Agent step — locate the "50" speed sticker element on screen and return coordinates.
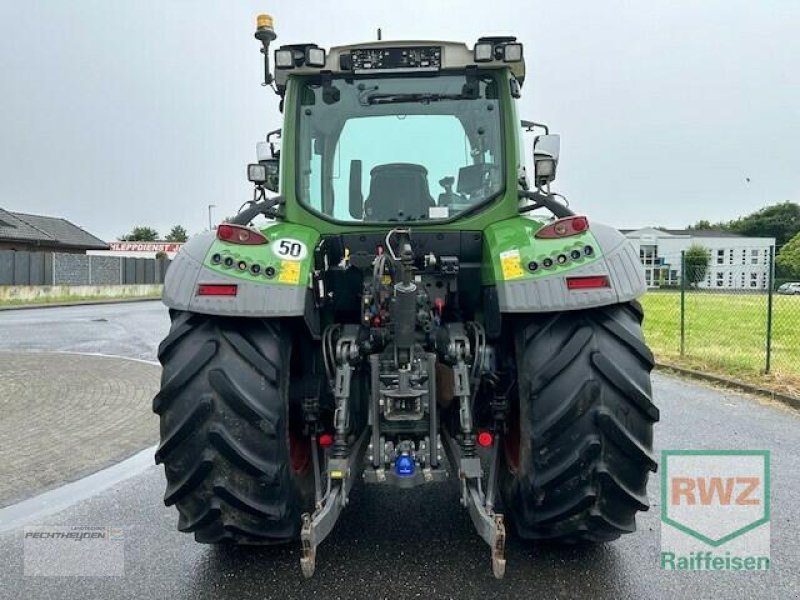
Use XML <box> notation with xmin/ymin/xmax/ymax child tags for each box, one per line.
<box><xmin>272</xmin><ymin>238</ymin><xmax>307</xmax><ymax>261</ymax></box>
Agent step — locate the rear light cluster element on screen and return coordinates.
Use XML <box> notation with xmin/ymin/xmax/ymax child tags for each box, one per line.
<box><xmin>217</xmin><ymin>224</ymin><xmax>268</xmax><ymax>245</ymax></box>
<box><xmin>534</xmin><ymin>216</ymin><xmax>589</xmax><ymax>239</ymax></box>
<box><xmin>527</xmin><ymin>244</ymin><xmax>594</xmax><ymax>273</ymax></box>
<box><xmin>210</xmin><ymin>253</ymin><xmax>277</xmax><ymax>279</ymax></box>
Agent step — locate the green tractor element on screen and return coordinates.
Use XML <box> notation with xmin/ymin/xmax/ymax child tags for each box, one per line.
<box><xmin>153</xmin><ymin>14</ymin><xmax>659</xmax><ymax>579</ymax></box>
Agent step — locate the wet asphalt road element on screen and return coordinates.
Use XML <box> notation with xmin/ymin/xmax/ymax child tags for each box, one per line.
<box><xmin>0</xmin><ymin>302</ymin><xmax>798</xmax><ymax>599</ymax></box>
<box><xmin>0</xmin><ymin>301</ymin><xmax>168</xmax><ymax>361</ymax></box>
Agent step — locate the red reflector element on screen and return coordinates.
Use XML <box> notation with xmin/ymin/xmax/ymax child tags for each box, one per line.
<box><xmin>534</xmin><ymin>216</ymin><xmax>590</xmax><ymax>239</ymax></box>
<box><xmin>217</xmin><ymin>223</ymin><xmax>268</xmax><ymax>245</ymax></box>
<box><xmin>318</xmin><ymin>433</ymin><xmax>334</xmax><ymax>448</ymax></box>
<box><xmin>477</xmin><ymin>431</ymin><xmax>494</xmax><ymax>447</ymax></box>
<box><xmin>566</xmin><ymin>276</ymin><xmax>610</xmax><ymax>290</ymax></box>
<box><xmin>197</xmin><ymin>284</ymin><xmax>238</xmax><ymax>296</ymax></box>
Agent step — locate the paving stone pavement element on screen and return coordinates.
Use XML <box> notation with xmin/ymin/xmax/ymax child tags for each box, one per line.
<box><xmin>0</xmin><ymin>351</ymin><xmax>160</xmax><ymax>507</ymax></box>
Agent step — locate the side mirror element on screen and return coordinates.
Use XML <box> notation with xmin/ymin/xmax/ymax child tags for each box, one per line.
<box><xmin>533</xmin><ymin>134</ymin><xmax>560</xmax><ymax>187</ymax></box>
<box><xmin>349</xmin><ymin>160</ymin><xmax>363</xmax><ymax>219</ymax></box>
<box><xmin>254</xmin><ymin>141</ymin><xmax>280</xmax><ymax>192</ymax></box>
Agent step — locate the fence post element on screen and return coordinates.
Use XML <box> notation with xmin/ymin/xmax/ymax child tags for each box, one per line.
<box><xmin>765</xmin><ymin>245</ymin><xmax>774</xmax><ymax>374</ymax></box>
<box><xmin>680</xmin><ymin>250</ymin><xmax>686</xmax><ymax>357</ymax></box>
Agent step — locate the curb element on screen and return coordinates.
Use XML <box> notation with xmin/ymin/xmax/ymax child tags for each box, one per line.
<box><xmin>0</xmin><ymin>296</ymin><xmax>161</xmax><ymax>311</ymax></box>
<box><xmin>655</xmin><ymin>362</ymin><xmax>800</xmax><ymax>411</ymax></box>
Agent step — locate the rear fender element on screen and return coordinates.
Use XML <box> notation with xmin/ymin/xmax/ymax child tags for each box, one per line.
<box><xmin>162</xmin><ymin>223</ymin><xmax>319</xmax><ymax>317</ymax></box>
<box><xmin>482</xmin><ymin>216</ymin><xmax>645</xmax><ymax>312</ymax></box>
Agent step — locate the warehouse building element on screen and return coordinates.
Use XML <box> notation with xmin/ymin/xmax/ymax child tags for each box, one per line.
<box><xmin>622</xmin><ymin>227</ymin><xmax>775</xmax><ymax>290</ymax></box>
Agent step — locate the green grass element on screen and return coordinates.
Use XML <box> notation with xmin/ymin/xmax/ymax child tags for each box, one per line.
<box><xmin>640</xmin><ymin>290</ymin><xmax>800</xmax><ymax>394</ymax></box>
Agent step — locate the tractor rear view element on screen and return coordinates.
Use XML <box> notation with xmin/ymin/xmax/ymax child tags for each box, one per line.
<box><xmin>153</xmin><ymin>14</ymin><xmax>658</xmax><ymax>579</ymax></box>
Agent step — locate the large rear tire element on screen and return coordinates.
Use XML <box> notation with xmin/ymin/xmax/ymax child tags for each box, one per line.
<box><xmin>153</xmin><ymin>310</ymin><xmax>313</xmax><ymax>544</ymax></box>
<box><xmin>501</xmin><ymin>302</ymin><xmax>659</xmax><ymax>542</ymax></box>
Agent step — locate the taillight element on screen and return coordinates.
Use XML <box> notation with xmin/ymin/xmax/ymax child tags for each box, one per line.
<box><xmin>566</xmin><ymin>275</ymin><xmax>610</xmax><ymax>290</ymax></box>
<box><xmin>217</xmin><ymin>223</ymin><xmax>268</xmax><ymax>245</ymax></box>
<box><xmin>534</xmin><ymin>216</ymin><xmax>589</xmax><ymax>239</ymax></box>
<box><xmin>197</xmin><ymin>284</ymin><xmax>238</xmax><ymax>296</ymax></box>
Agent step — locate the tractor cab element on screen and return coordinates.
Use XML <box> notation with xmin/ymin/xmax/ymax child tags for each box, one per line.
<box><xmin>248</xmin><ymin>20</ymin><xmax>543</xmax><ymax>230</ymax></box>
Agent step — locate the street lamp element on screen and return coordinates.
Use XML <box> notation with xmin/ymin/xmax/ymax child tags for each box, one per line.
<box><xmin>208</xmin><ymin>204</ymin><xmax>216</xmax><ymax>230</ymax></box>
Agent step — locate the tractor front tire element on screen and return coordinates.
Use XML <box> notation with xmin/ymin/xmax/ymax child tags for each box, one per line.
<box><xmin>501</xmin><ymin>302</ymin><xmax>659</xmax><ymax>542</ymax></box>
<box><xmin>153</xmin><ymin>311</ymin><xmax>312</xmax><ymax>544</ymax></box>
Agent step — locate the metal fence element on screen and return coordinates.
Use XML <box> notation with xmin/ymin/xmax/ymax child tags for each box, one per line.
<box><xmin>639</xmin><ymin>246</ymin><xmax>800</xmax><ymax>388</ymax></box>
<box><xmin>0</xmin><ymin>251</ymin><xmax>170</xmax><ymax>286</ymax></box>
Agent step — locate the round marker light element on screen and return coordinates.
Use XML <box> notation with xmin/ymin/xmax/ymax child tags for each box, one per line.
<box><xmin>395</xmin><ymin>454</ymin><xmax>415</xmax><ymax>477</ymax></box>
<box><xmin>477</xmin><ymin>431</ymin><xmax>494</xmax><ymax>447</ymax></box>
<box><xmin>318</xmin><ymin>433</ymin><xmax>333</xmax><ymax>448</ymax></box>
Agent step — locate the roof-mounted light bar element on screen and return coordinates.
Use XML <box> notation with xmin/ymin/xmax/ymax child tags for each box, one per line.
<box><xmin>473</xmin><ymin>36</ymin><xmax>523</xmax><ymax>63</ymax></box>
<box><xmin>275</xmin><ymin>44</ymin><xmax>326</xmax><ymax>70</ymax></box>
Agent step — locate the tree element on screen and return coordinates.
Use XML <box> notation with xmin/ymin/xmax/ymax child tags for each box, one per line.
<box><xmin>686</xmin><ymin>202</ymin><xmax>799</xmax><ymax>247</ymax></box>
<box><xmin>684</xmin><ymin>244</ymin><xmax>710</xmax><ymax>288</ymax></box>
<box><xmin>165</xmin><ymin>225</ymin><xmax>188</xmax><ymax>242</ymax></box>
<box><xmin>119</xmin><ymin>226</ymin><xmax>159</xmax><ymax>241</ymax></box>
<box><xmin>726</xmin><ymin>202</ymin><xmax>800</xmax><ymax>247</ymax></box>
<box><xmin>687</xmin><ymin>219</ymin><xmax>718</xmax><ymax>231</ymax></box>
<box><xmin>776</xmin><ymin>231</ymin><xmax>800</xmax><ymax>279</ymax></box>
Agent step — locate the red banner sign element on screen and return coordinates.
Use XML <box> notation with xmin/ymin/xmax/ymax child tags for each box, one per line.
<box><xmin>109</xmin><ymin>242</ymin><xmax>183</xmax><ymax>253</ymax></box>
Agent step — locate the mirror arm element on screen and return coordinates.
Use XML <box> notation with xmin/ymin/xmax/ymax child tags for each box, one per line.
<box><xmin>518</xmin><ymin>190</ymin><xmax>574</xmax><ymax>218</ymax></box>
<box><xmin>228</xmin><ymin>194</ymin><xmax>285</xmax><ymax>225</ymax></box>
<box><xmin>521</xmin><ymin>120</ymin><xmax>549</xmax><ymax>134</ymax></box>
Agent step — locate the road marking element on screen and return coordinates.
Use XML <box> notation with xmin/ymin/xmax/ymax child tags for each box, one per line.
<box><xmin>0</xmin><ymin>445</ymin><xmax>157</xmax><ymax>533</ymax></box>
<box><xmin>46</xmin><ymin>350</ymin><xmax>160</xmax><ymax>366</ymax></box>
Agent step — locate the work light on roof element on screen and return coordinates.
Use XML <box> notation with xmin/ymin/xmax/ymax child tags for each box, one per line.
<box><xmin>503</xmin><ymin>43</ymin><xmax>523</xmax><ymax>62</ymax></box>
<box><xmin>275</xmin><ymin>49</ymin><xmax>294</xmax><ymax>69</ymax></box>
<box><xmin>305</xmin><ymin>46</ymin><xmax>326</xmax><ymax>67</ymax></box>
<box><xmin>473</xmin><ymin>42</ymin><xmax>494</xmax><ymax>62</ymax></box>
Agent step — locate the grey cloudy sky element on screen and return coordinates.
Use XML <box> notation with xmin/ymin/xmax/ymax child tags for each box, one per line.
<box><xmin>1</xmin><ymin>0</ymin><xmax>798</xmax><ymax>240</ymax></box>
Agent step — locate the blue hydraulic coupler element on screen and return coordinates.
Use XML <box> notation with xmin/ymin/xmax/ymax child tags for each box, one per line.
<box><xmin>395</xmin><ymin>454</ymin><xmax>415</xmax><ymax>477</ymax></box>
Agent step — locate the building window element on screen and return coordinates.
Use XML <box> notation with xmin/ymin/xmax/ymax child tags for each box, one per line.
<box><xmin>751</xmin><ymin>249</ymin><xmax>759</xmax><ymax>265</ymax></box>
<box><xmin>750</xmin><ymin>272</ymin><xmax>759</xmax><ymax>288</ymax></box>
<box><xmin>716</xmin><ymin>249</ymin><xmax>725</xmax><ymax>265</ymax></box>
<box><xmin>716</xmin><ymin>272</ymin><xmax>724</xmax><ymax>287</ymax></box>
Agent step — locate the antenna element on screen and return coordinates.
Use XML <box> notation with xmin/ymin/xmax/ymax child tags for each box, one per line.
<box><xmin>377</xmin><ymin>28</ymin><xmax>382</xmax><ymax>41</ymax></box>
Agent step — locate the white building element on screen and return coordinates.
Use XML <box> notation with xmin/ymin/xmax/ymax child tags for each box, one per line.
<box><xmin>622</xmin><ymin>228</ymin><xmax>775</xmax><ymax>290</ymax></box>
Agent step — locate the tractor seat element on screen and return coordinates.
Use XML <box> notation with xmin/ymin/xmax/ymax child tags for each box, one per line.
<box><xmin>363</xmin><ymin>163</ymin><xmax>435</xmax><ymax>221</ymax></box>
